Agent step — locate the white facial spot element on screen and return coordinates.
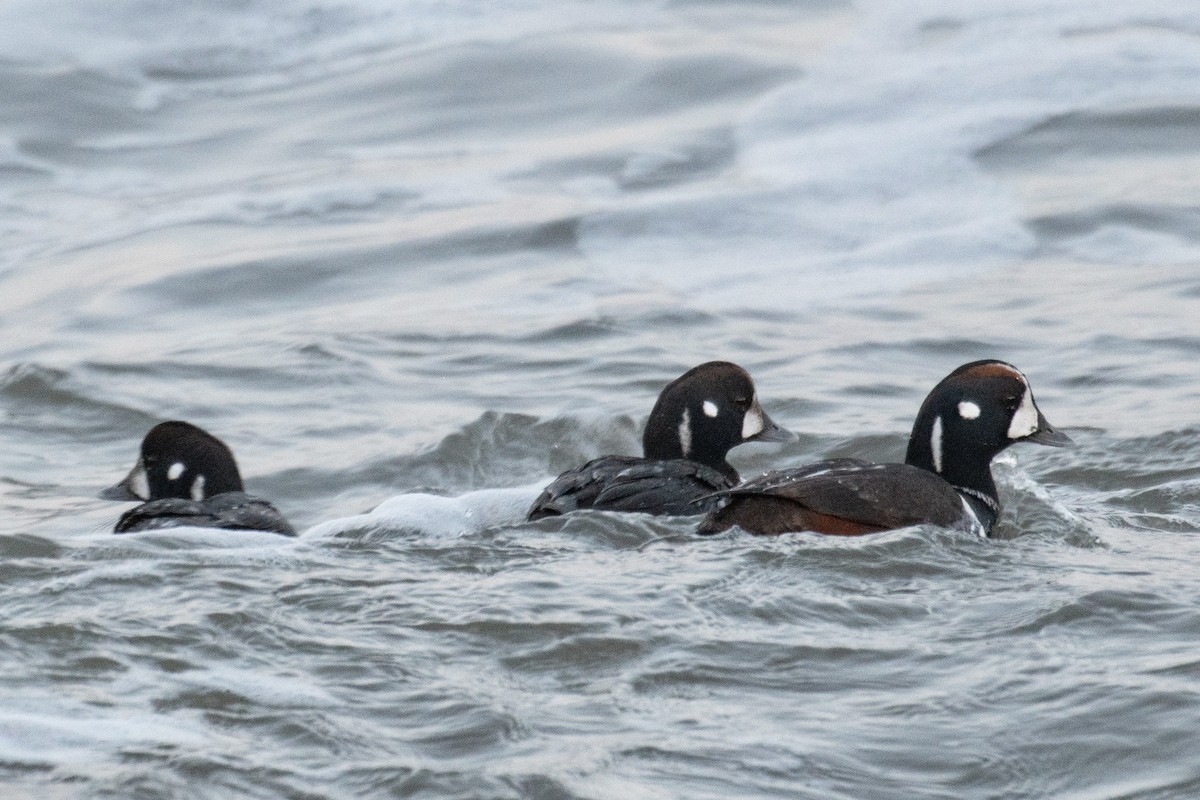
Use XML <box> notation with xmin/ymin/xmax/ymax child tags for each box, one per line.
<box><xmin>190</xmin><ymin>474</ymin><xmax>206</xmax><ymax>501</ymax></box>
<box><xmin>931</xmin><ymin>415</ymin><xmax>944</xmax><ymax>473</ymax></box>
<box><xmin>129</xmin><ymin>462</ymin><xmax>150</xmax><ymax>500</ymax></box>
<box><xmin>1007</xmin><ymin>387</ymin><xmax>1039</xmax><ymax>439</ymax></box>
<box><xmin>958</xmin><ymin>401</ymin><xmax>981</xmax><ymax>420</ymax></box>
<box><xmin>167</xmin><ymin>462</ymin><xmax>185</xmax><ymax>481</ymax></box>
<box><xmin>702</xmin><ymin>400</ymin><xmax>719</xmax><ymax>418</ymax></box>
<box><xmin>678</xmin><ymin>408</ymin><xmax>692</xmax><ymax>458</ymax></box>
<box><xmin>741</xmin><ymin>401</ymin><xmax>765</xmax><ymax>440</ymax></box>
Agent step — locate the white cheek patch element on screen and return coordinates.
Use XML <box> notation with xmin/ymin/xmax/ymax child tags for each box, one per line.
<box><xmin>741</xmin><ymin>402</ymin><xmax>765</xmax><ymax>440</ymax></box>
<box><xmin>958</xmin><ymin>401</ymin><xmax>981</xmax><ymax>420</ymax></box>
<box><xmin>167</xmin><ymin>462</ymin><xmax>185</xmax><ymax>481</ymax></box>
<box><xmin>1007</xmin><ymin>388</ymin><xmax>1039</xmax><ymax>439</ymax></box>
<box><xmin>702</xmin><ymin>400</ymin><xmax>719</xmax><ymax>418</ymax></box>
<box><xmin>678</xmin><ymin>408</ymin><xmax>692</xmax><ymax>458</ymax></box>
<box><xmin>190</xmin><ymin>474</ymin><xmax>206</xmax><ymax>501</ymax></box>
<box><xmin>931</xmin><ymin>415</ymin><xmax>944</xmax><ymax>473</ymax></box>
<box><xmin>129</xmin><ymin>462</ymin><xmax>151</xmax><ymax>500</ymax></box>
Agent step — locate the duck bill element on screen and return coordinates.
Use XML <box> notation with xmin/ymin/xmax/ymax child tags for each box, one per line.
<box><xmin>1024</xmin><ymin>411</ymin><xmax>1072</xmax><ymax>447</ymax></box>
<box><xmin>98</xmin><ymin>461</ymin><xmax>148</xmax><ymax>501</ymax></box>
<box><xmin>745</xmin><ymin>406</ymin><xmax>795</xmax><ymax>444</ymax></box>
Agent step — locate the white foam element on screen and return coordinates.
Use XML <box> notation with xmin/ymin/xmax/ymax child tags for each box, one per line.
<box><xmin>175</xmin><ymin>665</ymin><xmax>340</xmax><ymax>709</ymax></box>
<box><xmin>72</xmin><ymin>525</ymin><xmax>303</xmax><ymax>558</ymax></box>
<box><xmin>302</xmin><ymin>482</ymin><xmax>544</xmax><ymax>539</ymax></box>
<box><xmin>0</xmin><ymin>699</ymin><xmax>208</xmax><ymax>766</ymax></box>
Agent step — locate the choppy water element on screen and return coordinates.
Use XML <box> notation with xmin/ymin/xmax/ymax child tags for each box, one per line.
<box><xmin>2</xmin><ymin>0</ymin><xmax>1200</xmax><ymax>797</ymax></box>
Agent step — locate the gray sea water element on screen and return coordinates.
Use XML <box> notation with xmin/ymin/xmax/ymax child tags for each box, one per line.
<box><xmin>2</xmin><ymin>0</ymin><xmax>1200</xmax><ymax>797</ymax></box>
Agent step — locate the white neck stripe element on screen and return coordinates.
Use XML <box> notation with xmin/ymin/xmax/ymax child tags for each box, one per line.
<box><xmin>678</xmin><ymin>408</ymin><xmax>692</xmax><ymax>458</ymax></box>
<box><xmin>931</xmin><ymin>415</ymin><xmax>944</xmax><ymax>473</ymax></box>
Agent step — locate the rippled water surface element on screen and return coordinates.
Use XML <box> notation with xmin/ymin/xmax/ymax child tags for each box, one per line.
<box><xmin>2</xmin><ymin>0</ymin><xmax>1200</xmax><ymax>797</ymax></box>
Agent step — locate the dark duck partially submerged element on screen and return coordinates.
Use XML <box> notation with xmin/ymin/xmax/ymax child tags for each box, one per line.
<box><xmin>528</xmin><ymin>361</ymin><xmax>792</xmax><ymax>519</ymax></box>
<box><xmin>698</xmin><ymin>360</ymin><xmax>1070</xmax><ymax>537</ymax></box>
<box><xmin>100</xmin><ymin>420</ymin><xmax>296</xmax><ymax>536</ymax></box>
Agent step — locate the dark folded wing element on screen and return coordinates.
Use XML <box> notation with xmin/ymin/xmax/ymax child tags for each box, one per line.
<box><xmin>701</xmin><ymin>460</ymin><xmax>965</xmax><ymax>535</ymax></box>
<box><xmin>115</xmin><ymin>492</ymin><xmax>296</xmax><ymax>536</ymax></box>
<box><xmin>205</xmin><ymin>493</ymin><xmax>296</xmax><ymax>535</ymax></box>
<box><xmin>528</xmin><ymin>456</ymin><xmax>734</xmax><ymax>519</ymax></box>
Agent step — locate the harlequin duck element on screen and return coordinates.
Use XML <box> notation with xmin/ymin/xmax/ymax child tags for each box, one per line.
<box><xmin>99</xmin><ymin>421</ymin><xmax>296</xmax><ymax>536</ymax></box>
<box><xmin>528</xmin><ymin>361</ymin><xmax>793</xmax><ymax>519</ymax></box>
<box><xmin>697</xmin><ymin>360</ymin><xmax>1070</xmax><ymax>537</ymax></box>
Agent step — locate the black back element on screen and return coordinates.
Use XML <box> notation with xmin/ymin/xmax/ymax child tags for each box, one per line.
<box><xmin>114</xmin><ymin>493</ymin><xmax>296</xmax><ymax>536</ymax></box>
<box><xmin>528</xmin><ymin>361</ymin><xmax>789</xmax><ymax>520</ymax></box>
<box><xmin>529</xmin><ymin>455</ymin><xmax>735</xmax><ymax>518</ymax></box>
